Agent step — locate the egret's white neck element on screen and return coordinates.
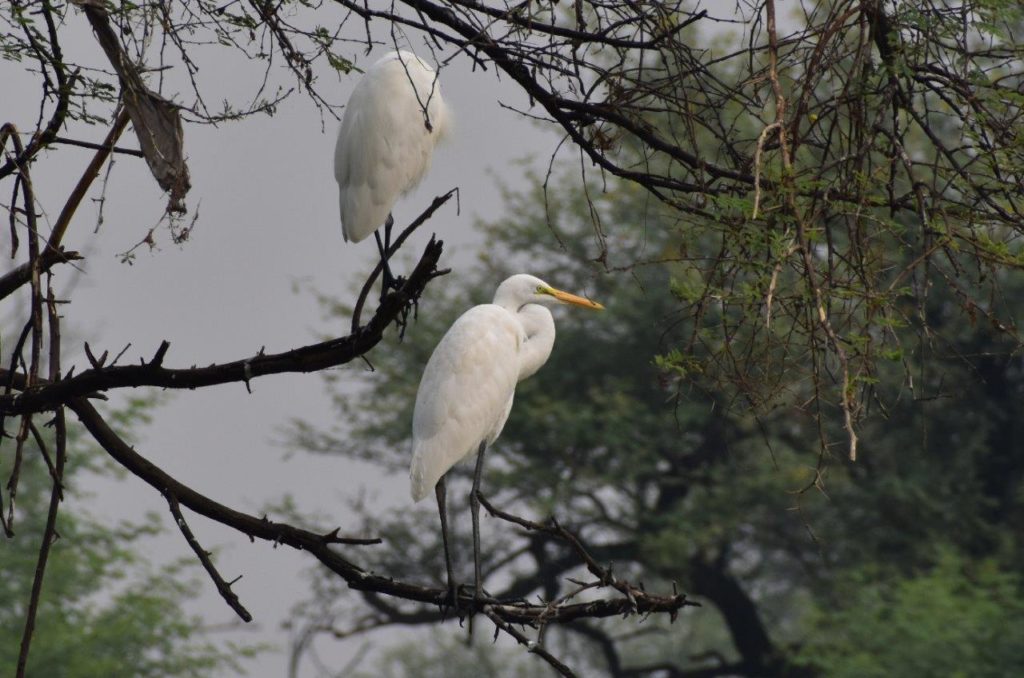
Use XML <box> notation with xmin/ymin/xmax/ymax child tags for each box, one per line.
<box><xmin>516</xmin><ymin>304</ymin><xmax>556</xmax><ymax>382</ymax></box>
<box><xmin>492</xmin><ymin>285</ymin><xmax>524</xmax><ymax>312</ymax></box>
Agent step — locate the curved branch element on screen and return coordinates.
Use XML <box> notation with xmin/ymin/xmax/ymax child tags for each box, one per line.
<box><xmin>68</xmin><ymin>394</ymin><xmax>695</xmax><ymax>625</ymax></box>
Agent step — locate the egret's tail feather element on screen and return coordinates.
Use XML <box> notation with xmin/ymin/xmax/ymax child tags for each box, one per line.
<box><xmin>409</xmin><ymin>450</ymin><xmax>442</xmax><ymax>503</ymax></box>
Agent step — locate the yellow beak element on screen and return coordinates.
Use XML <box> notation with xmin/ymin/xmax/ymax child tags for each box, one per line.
<box><xmin>545</xmin><ymin>286</ymin><xmax>604</xmax><ymax>310</ymax></box>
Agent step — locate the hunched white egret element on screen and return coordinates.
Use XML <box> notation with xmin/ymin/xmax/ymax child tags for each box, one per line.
<box><xmin>409</xmin><ymin>274</ymin><xmax>603</xmax><ymax>604</ymax></box>
<box><xmin>334</xmin><ymin>50</ymin><xmax>450</xmax><ymax>289</ymax></box>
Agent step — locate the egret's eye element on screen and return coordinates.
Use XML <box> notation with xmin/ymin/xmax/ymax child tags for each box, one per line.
<box><xmin>536</xmin><ymin>285</ymin><xmax>545</xmax><ymax>293</ymax></box>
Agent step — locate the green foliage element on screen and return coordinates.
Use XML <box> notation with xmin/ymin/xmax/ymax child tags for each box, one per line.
<box><xmin>800</xmin><ymin>550</ymin><xmax>1024</xmax><ymax>677</ymax></box>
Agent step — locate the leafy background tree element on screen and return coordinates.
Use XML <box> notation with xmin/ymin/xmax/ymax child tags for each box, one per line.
<box><xmin>287</xmin><ymin>160</ymin><xmax>1024</xmax><ymax>675</ymax></box>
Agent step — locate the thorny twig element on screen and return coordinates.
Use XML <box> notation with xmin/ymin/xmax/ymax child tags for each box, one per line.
<box><xmin>166</xmin><ymin>493</ymin><xmax>253</xmax><ymax>623</ymax></box>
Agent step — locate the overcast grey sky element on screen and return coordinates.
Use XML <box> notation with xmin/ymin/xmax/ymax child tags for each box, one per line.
<box><xmin>3</xmin><ymin>9</ymin><xmax>565</xmax><ymax>675</ymax></box>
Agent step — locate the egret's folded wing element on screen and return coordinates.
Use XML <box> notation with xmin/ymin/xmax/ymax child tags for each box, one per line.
<box><xmin>335</xmin><ymin>52</ymin><xmax>448</xmax><ymax>243</ymax></box>
<box><xmin>410</xmin><ymin>305</ymin><xmax>520</xmax><ymax>502</ymax></box>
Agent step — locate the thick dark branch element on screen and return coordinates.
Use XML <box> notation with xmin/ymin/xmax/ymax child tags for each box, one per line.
<box><xmin>0</xmin><ymin>238</ymin><xmax>445</xmax><ymax>415</ymax></box>
<box><xmin>69</xmin><ymin>397</ymin><xmax>380</xmax><ymax>567</ymax></box>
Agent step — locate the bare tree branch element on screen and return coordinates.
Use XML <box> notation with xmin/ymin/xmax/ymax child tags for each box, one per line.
<box><xmin>166</xmin><ymin>493</ymin><xmax>253</xmax><ymax>623</ymax></box>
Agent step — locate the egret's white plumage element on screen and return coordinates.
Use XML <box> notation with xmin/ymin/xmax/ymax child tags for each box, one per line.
<box><xmin>409</xmin><ymin>274</ymin><xmax>603</xmax><ymax>502</ymax></box>
<box><xmin>334</xmin><ymin>50</ymin><xmax>450</xmax><ymax>243</ymax></box>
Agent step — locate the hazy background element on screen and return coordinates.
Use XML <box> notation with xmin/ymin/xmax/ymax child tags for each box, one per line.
<box><xmin>3</xmin><ymin>9</ymin><xmax>563</xmax><ymax>675</ymax></box>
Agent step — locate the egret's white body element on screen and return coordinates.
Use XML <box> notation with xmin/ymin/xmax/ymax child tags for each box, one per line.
<box><xmin>334</xmin><ymin>50</ymin><xmax>450</xmax><ymax>243</ymax></box>
<box><xmin>408</xmin><ymin>274</ymin><xmax>602</xmax><ymax>604</ymax></box>
<box><xmin>410</xmin><ymin>275</ymin><xmax>602</xmax><ymax>502</ymax></box>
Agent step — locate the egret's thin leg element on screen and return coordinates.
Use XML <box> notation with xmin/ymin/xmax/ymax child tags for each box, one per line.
<box><xmin>384</xmin><ymin>212</ymin><xmax>394</xmax><ymax>252</ymax></box>
<box><xmin>435</xmin><ymin>474</ymin><xmax>457</xmax><ymax>609</ymax></box>
<box><xmin>470</xmin><ymin>441</ymin><xmax>488</xmax><ymax>602</ymax></box>
<box><xmin>374</xmin><ymin>227</ymin><xmax>395</xmax><ymax>295</ymax></box>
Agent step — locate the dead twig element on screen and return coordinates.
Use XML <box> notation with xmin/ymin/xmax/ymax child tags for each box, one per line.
<box><xmin>166</xmin><ymin>493</ymin><xmax>253</xmax><ymax>623</ymax></box>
